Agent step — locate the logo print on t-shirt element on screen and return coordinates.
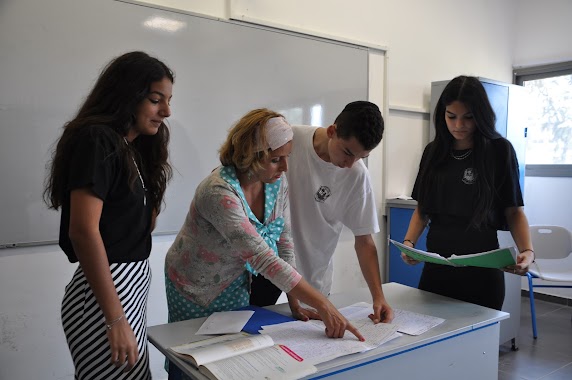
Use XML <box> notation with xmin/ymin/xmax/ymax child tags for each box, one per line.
<box><xmin>314</xmin><ymin>186</ymin><xmax>331</xmax><ymax>202</ymax></box>
<box><xmin>462</xmin><ymin>168</ymin><xmax>476</xmax><ymax>185</ymax></box>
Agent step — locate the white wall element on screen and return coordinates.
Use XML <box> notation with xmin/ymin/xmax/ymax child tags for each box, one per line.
<box><xmin>513</xmin><ymin>0</ymin><xmax>572</xmax><ymax>66</ymax></box>
<box><xmin>218</xmin><ymin>0</ymin><xmax>519</xmax><ymax>199</ymax></box>
<box><xmin>222</xmin><ymin>0</ymin><xmax>519</xmax><ymax>292</ymax></box>
<box><xmin>2</xmin><ymin>0</ymin><xmax>571</xmax><ymax>379</ymax></box>
<box><xmin>223</xmin><ymin>0</ymin><xmax>519</xmax><ymax>203</ymax></box>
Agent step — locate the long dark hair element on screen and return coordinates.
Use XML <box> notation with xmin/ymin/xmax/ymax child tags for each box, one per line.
<box><xmin>44</xmin><ymin>51</ymin><xmax>174</xmax><ymax>213</ymax></box>
<box><xmin>417</xmin><ymin>75</ymin><xmax>502</xmax><ymax>228</ymax></box>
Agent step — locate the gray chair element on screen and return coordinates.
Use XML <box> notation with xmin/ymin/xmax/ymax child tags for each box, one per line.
<box><xmin>526</xmin><ymin>225</ymin><xmax>572</xmax><ymax>338</ymax></box>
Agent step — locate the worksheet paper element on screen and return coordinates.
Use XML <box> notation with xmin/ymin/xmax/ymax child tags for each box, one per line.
<box><xmin>196</xmin><ymin>311</ymin><xmax>255</xmax><ymax>335</ymax></box>
<box><xmin>333</xmin><ymin>302</ymin><xmax>445</xmax><ymax>336</ymax></box>
<box><xmin>260</xmin><ymin>318</ymin><xmax>400</xmax><ymax>365</ymax></box>
<box><xmin>391</xmin><ymin>308</ymin><xmax>445</xmax><ymax>335</ymax></box>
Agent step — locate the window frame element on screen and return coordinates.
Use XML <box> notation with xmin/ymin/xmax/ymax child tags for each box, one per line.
<box><xmin>513</xmin><ymin>61</ymin><xmax>572</xmax><ymax>177</ymax></box>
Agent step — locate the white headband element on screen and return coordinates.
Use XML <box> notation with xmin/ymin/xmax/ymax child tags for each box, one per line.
<box><xmin>256</xmin><ymin>117</ymin><xmax>293</xmax><ymax>151</ymax></box>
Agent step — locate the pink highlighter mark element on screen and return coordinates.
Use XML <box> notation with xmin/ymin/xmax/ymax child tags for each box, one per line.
<box><xmin>279</xmin><ymin>345</ymin><xmax>304</xmax><ymax>362</ymax></box>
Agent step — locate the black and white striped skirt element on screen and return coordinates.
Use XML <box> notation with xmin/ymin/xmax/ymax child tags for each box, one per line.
<box><xmin>61</xmin><ymin>259</ymin><xmax>152</xmax><ymax>380</ymax></box>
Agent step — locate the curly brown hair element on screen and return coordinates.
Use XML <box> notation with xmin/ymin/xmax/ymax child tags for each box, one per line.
<box><xmin>219</xmin><ymin>108</ymin><xmax>284</xmax><ymax>174</ymax></box>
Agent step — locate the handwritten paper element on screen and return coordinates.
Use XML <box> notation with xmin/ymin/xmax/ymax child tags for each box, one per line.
<box><xmin>326</xmin><ymin>302</ymin><xmax>445</xmax><ymax>336</ymax></box>
<box><xmin>391</xmin><ymin>309</ymin><xmax>445</xmax><ymax>335</ymax></box>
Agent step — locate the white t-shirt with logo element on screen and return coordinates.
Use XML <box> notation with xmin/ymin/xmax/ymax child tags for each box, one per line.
<box><xmin>287</xmin><ymin>125</ymin><xmax>379</xmax><ymax>295</ymax></box>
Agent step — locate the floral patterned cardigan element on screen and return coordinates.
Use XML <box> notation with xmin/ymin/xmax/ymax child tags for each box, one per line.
<box><xmin>165</xmin><ymin>166</ymin><xmax>302</xmax><ymax>307</ymax></box>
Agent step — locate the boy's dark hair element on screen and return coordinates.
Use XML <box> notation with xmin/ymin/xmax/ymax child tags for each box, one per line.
<box><xmin>334</xmin><ymin>101</ymin><xmax>384</xmax><ymax>150</ymax></box>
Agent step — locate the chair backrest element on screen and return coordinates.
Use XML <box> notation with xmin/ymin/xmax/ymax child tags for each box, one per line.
<box><xmin>529</xmin><ymin>225</ymin><xmax>572</xmax><ymax>260</ymax></box>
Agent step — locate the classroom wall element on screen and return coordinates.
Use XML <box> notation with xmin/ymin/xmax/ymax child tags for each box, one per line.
<box><xmin>0</xmin><ymin>237</ymin><xmax>172</xmax><ymax>380</ymax></box>
<box><xmin>220</xmin><ymin>0</ymin><xmax>520</xmax><ymax>209</ymax></box>
<box><xmin>2</xmin><ymin>0</ymin><xmax>571</xmax><ymax>379</ymax></box>
<box><xmin>136</xmin><ymin>0</ymin><xmax>520</xmax><ymax>291</ymax></box>
<box><xmin>513</xmin><ymin>0</ymin><xmax>572</xmax><ymax>66</ymax></box>
<box><xmin>135</xmin><ymin>0</ymin><xmax>519</xmax><ymax>195</ymax></box>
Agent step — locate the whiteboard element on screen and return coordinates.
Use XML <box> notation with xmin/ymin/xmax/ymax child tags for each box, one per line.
<box><xmin>0</xmin><ymin>0</ymin><xmax>368</xmax><ymax>247</ymax></box>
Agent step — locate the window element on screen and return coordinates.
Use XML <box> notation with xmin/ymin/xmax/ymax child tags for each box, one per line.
<box><xmin>514</xmin><ymin>62</ymin><xmax>572</xmax><ymax>177</ymax></box>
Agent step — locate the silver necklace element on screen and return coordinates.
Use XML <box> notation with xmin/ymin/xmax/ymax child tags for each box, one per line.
<box><xmin>451</xmin><ymin>149</ymin><xmax>473</xmax><ymax>160</ymax></box>
<box><xmin>123</xmin><ymin>137</ymin><xmax>147</xmax><ymax>206</ymax></box>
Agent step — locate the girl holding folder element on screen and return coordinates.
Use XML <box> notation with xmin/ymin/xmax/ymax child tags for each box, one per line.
<box><xmin>401</xmin><ymin>76</ymin><xmax>534</xmax><ymax>310</ymax></box>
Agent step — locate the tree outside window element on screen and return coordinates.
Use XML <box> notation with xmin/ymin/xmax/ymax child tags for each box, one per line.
<box><xmin>522</xmin><ymin>74</ymin><xmax>572</xmax><ymax>165</ymax></box>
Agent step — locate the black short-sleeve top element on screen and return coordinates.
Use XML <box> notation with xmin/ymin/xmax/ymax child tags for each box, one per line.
<box><xmin>412</xmin><ymin>137</ymin><xmax>524</xmax><ymax>231</ymax></box>
<box><xmin>59</xmin><ymin>125</ymin><xmax>153</xmax><ymax>263</ymax></box>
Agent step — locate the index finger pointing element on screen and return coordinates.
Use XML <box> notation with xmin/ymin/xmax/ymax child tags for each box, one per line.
<box><xmin>347</xmin><ymin>322</ymin><xmax>365</xmax><ymax>342</ymax></box>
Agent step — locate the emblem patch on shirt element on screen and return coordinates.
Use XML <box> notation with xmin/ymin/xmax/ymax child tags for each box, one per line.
<box><xmin>462</xmin><ymin>168</ymin><xmax>476</xmax><ymax>185</ymax></box>
<box><xmin>314</xmin><ymin>185</ymin><xmax>331</xmax><ymax>202</ymax></box>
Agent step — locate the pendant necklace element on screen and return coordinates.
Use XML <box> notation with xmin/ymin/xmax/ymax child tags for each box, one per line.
<box><xmin>451</xmin><ymin>149</ymin><xmax>473</xmax><ymax>160</ymax></box>
<box><xmin>123</xmin><ymin>137</ymin><xmax>147</xmax><ymax>206</ymax></box>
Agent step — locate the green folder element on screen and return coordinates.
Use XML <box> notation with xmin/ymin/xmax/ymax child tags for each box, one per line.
<box><xmin>389</xmin><ymin>239</ymin><xmax>517</xmax><ymax>269</ymax></box>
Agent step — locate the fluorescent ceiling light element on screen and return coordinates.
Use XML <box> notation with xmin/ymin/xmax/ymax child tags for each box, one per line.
<box><xmin>143</xmin><ymin>16</ymin><xmax>186</xmax><ymax>32</ymax></box>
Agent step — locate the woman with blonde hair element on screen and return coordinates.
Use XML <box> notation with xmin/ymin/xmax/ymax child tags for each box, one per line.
<box><xmin>164</xmin><ymin>108</ymin><xmax>363</xmax><ymax>378</ymax></box>
<box><xmin>402</xmin><ymin>76</ymin><xmax>534</xmax><ymax>310</ymax></box>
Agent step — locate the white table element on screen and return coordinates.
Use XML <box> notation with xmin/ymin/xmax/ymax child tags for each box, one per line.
<box><xmin>148</xmin><ymin>282</ymin><xmax>508</xmax><ymax>380</ymax></box>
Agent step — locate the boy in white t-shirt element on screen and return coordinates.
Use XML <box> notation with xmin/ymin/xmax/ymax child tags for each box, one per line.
<box><xmin>250</xmin><ymin>101</ymin><xmax>394</xmax><ymax>324</ymax></box>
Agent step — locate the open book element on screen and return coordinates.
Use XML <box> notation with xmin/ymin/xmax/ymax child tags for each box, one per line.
<box><xmin>389</xmin><ymin>239</ymin><xmax>517</xmax><ymax>269</ymax></box>
<box><xmin>170</xmin><ymin>333</ymin><xmax>317</xmax><ymax>380</ymax></box>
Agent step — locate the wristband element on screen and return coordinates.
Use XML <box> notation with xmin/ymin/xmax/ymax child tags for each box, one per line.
<box><xmin>403</xmin><ymin>239</ymin><xmax>415</xmax><ymax>248</ymax></box>
<box><xmin>520</xmin><ymin>249</ymin><xmax>535</xmax><ymax>262</ymax></box>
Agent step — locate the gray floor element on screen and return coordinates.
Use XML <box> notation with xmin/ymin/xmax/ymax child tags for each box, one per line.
<box><xmin>498</xmin><ymin>296</ymin><xmax>572</xmax><ymax>379</ymax></box>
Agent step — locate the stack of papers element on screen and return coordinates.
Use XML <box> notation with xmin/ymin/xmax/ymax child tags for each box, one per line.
<box><xmin>258</xmin><ymin>303</ymin><xmax>446</xmax><ymax>365</ymax></box>
<box><xmin>260</xmin><ymin>318</ymin><xmax>399</xmax><ymax>365</ymax></box>
<box><xmin>333</xmin><ymin>302</ymin><xmax>445</xmax><ymax>336</ymax></box>
<box><xmin>186</xmin><ymin>303</ymin><xmax>446</xmax><ymax>369</ymax></box>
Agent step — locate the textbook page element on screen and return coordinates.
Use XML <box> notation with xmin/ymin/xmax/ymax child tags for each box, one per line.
<box><xmin>170</xmin><ymin>334</ymin><xmax>274</xmax><ymax>367</ymax></box>
<box><xmin>199</xmin><ymin>344</ymin><xmax>317</xmax><ymax>380</ymax></box>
